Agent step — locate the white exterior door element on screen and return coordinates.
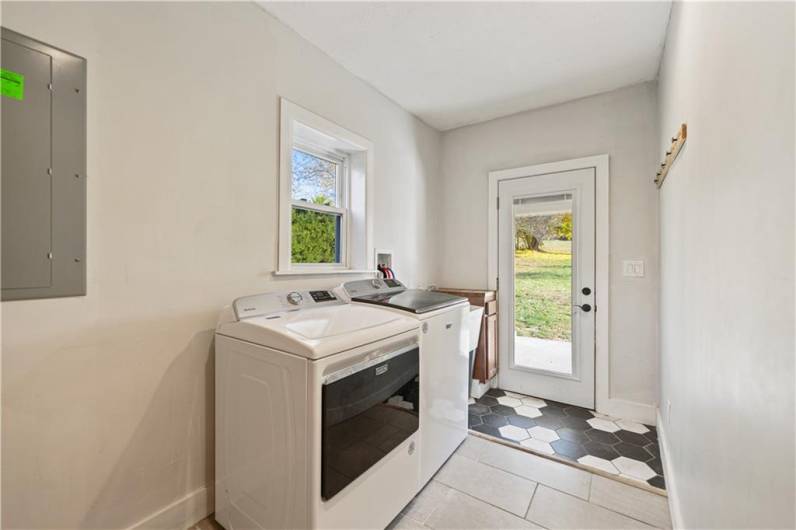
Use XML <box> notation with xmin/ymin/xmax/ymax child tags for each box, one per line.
<box><xmin>497</xmin><ymin>168</ymin><xmax>596</xmax><ymax>408</ymax></box>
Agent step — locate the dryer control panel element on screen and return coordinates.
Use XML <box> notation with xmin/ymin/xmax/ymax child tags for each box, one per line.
<box><xmin>340</xmin><ymin>278</ymin><xmax>406</xmax><ymax>298</ymax></box>
<box><xmin>233</xmin><ymin>289</ymin><xmax>340</xmax><ymax>320</ymax></box>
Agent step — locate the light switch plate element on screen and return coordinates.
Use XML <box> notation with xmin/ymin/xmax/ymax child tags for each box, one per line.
<box><xmin>622</xmin><ymin>260</ymin><xmax>645</xmax><ymax>277</ymax></box>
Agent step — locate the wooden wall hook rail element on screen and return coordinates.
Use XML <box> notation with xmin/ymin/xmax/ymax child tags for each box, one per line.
<box><xmin>655</xmin><ymin>123</ymin><xmax>687</xmax><ymax>188</ymax></box>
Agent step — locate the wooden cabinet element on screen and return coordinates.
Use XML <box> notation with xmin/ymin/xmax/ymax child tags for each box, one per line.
<box><xmin>436</xmin><ymin>288</ymin><xmax>498</xmax><ymax>383</ymax></box>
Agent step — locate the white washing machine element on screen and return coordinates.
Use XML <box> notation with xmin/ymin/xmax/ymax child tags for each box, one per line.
<box><xmin>336</xmin><ymin>279</ymin><xmax>469</xmax><ymax>485</ymax></box>
<box><xmin>215</xmin><ymin>288</ymin><xmax>422</xmax><ymax>530</ymax></box>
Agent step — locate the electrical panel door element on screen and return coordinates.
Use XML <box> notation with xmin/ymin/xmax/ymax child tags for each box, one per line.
<box><xmin>1</xmin><ymin>28</ymin><xmax>86</xmax><ymax>300</ymax></box>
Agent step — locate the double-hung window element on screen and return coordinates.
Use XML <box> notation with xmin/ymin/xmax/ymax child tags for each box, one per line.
<box><xmin>290</xmin><ymin>145</ymin><xmax>348</xmax><ymax>264</ymax></box>
<box><xmin>278</xmin><ymin>99</ymin><xmax>373</xmax><ymax>274</ymax></box>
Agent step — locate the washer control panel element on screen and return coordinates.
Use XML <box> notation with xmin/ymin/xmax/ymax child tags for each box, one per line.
<box><xmin>286</xmin><ymin>292</ymin><xmax>303</xmax><ymax>305</ymax></box>
<box><xmin>233</xmin><ymin>289</ymin><xmax>340</xmax><ymax>320</ymax></box>
<box><xmin>309</xmin><ymin>290</ymin><xmax>336</xmax><ymax>302</ymax></box>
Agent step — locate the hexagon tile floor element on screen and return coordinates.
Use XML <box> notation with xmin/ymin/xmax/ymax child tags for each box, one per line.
<box><xmin>468</xmin><ymin>388</ymin><xmax>665</xmax><ymax>490</ymax></box>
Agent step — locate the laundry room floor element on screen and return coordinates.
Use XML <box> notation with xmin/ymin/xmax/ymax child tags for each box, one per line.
<box><xmin>195</xmin><ymin>435</ymin><xmax>671</xmax><ymax>530</ymax></box>
<box><xmin>468</xmin><ymin>389</ymin><xmax>666</xmax><ymax>491</ymax></box>
<box><xmin>389</xmin><ymin>434</ymin><xmax>671</xmax><ymax>529</ymax></box>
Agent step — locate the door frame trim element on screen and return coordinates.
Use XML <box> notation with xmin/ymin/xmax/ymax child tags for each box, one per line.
<box><xmin>487</xmin><ymin>154</ymin><xmax>609</xmax><ymax>412</ymax></box>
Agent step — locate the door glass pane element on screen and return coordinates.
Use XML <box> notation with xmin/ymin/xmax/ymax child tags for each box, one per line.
<box><xmin>291</xmin><ymin>206</ymin><xmax>342</xmax><ymax>264</ymax></box>
<box><xmin>291</xmin><ymin>148</ymin><xmax>339</xmax><ymax>206</ymax></box>
<box><xmin>513</xmin><ymin>194</ymin><xmax>573</xmax><ymax>375</ymax></box>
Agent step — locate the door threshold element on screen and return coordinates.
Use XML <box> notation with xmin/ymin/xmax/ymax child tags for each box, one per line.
<box><xmin>468</xmin><ymin>429</ymin><xmax>667</xmax><ymax>497</ymax></box>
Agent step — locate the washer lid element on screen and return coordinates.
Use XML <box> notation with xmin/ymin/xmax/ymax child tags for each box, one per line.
<box><xmin>353</xmin><ymin>289</ymin><xmax>467</xmax><ymax>314</ymax></box>
<box><xmin>217</xmin><ymin>304</ymin><xmax>418</xmax><ymax>359</ymax></box>
<box><xmin>283</xmin><ymin>304</ymin><xmax>401</xmax><ymax>339</ymax></box>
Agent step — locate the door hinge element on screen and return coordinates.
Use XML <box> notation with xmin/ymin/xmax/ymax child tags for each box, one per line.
<box><xmin>47</xmin><ymin>83</ymin><xmax>54</xmax><ymax>91</ymax></box>
<box><xmin>496</xmin><ymin>197</ymin><xmax>500</xmax><ymax>210</ymax></box>
<box><xmin>47</xmin><ymin>252</ymin><xmax>53</xmax><ymax>260</ymax></box>
<box><xmin>496</xmin><ymin>277</ymin><xmax>499</xmax><ymax>290</ymax></box>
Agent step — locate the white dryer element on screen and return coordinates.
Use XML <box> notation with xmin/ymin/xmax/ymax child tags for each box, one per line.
<box><xmin>336</xmin><ymin>279</ymin><xmax>469</xmax><ymax>485</ymax></box>
<box><xmin>215</xmin><ymin>288</ymin><xmax>421</xmax><ymax>530</ymax></box>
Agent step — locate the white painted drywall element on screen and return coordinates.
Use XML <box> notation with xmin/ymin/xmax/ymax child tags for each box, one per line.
<box><xmin>435</xmin><ymin>83</ymin><xmax>660</xmax><ymax>419</ymax></box>
<box><xmin>0</xmin><ymin>3</ymin><xmax>441</xmax><ymax>529</ymax></box>
<box><xmin>657</xmin><ymin>2</ymin><xmax>795</xmax><ymax>528</ymax></box>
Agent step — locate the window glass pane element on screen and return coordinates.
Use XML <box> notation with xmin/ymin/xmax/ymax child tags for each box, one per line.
<box><xmin>291</xmin><ymin>206</ymin><xmax>342</xmax><ymax>264</ymax></box>
<box><xmin>291</xmin><ymin>149</ymin><xmax>338</xmax><ymax>206</ymax></box>
<box><xmin>513</xmin><ymin>194</ymin><xmax>573</xmax><ymax>375</ymax></box>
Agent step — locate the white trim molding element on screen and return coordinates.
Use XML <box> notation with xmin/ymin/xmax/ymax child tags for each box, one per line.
<box><xmin>127</xmin><ymin>486</ymin><xmax>211</xmax><ymax>530</ymax></box>
<box><xmin>657</xmin><ymin>409</ymin><xmax>682</xmax><ymax>528</ymax></box>
<box><xmin>601</xmin><ymin>398</ymin><xmax>656</xmax><ymax>426</ymax></box>
<box><xmin>278</xmin><ymin>98</ymin><xmax>375</xmax><ymax>275</ymax></box>
<box><xmin>487</xmin><ymin>154</ymin><xmax>630</xmax><ymax>419</ymax></box>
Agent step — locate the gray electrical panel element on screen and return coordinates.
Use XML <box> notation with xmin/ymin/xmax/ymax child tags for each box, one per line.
<box><xmin>1</xmin><ymin>28</ymin><xmax>86</xmax><ymax>301</ymax></box>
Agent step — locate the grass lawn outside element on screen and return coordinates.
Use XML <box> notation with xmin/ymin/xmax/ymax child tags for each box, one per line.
<box><xmin>514</xmin><ymin>240</ymin><xmax>572</xmax><ymax>341</ymax></box>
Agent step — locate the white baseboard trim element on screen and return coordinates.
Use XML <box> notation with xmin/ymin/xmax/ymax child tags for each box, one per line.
<box><xmin>657</xmin><ymin>410</ymin><xmax>683</xmax><ymax>529</ymax></box>
<box><xmin>127</xmin><ymin>486</ymin><xmax>212</xmax><ymax>530</ymax></box>
<box><xmin>598</xmin><ymin>398</ymin><xmax>657</xmax><ymax>425</ymax></box>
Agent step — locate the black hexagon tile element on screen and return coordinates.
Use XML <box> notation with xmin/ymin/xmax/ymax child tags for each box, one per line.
<box><xmin>467</xmin><ymin>388</ymin><xmax>666</xmax><ymax>491</ymax></box>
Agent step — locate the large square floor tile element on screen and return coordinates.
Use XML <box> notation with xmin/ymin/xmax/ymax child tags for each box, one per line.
<box><xmin>423</xmin><ymin>488</ymin><xmax>542</xmax><ymax>529</ymax></box>
<box><xmin>589</xmin><ymin>475</ymin><xmax>671</xmax><ymax>529</ymax></box>
<box><xmin>435</xmin><ymin>454</ymin><xmax>537</xmax><ymax>516</ymax></box>
<box><xmin>526</xmin><ymin>485</ymin><xmax>653</xmax><ymax>529</ymax></box>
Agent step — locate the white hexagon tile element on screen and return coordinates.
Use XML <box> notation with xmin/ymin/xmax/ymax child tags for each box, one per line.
<box><xmin>496</xmin><ymin>395</ymin><xmax>522</xmax><ymax>407</ymax></box>
<box><xmin>586</xmin><ymin>417</ymin><xmax>621</xmax><ymax>433</ymax></box>
<box><xmin>520</xmin><ymin>438</ymin><xmax>555</xmax><ymax>455</ymax></box>
<box><xmin>577</xmin><ymin>455</ymin><xmax>619</xmax><ymax>475</ymax></box>
<box><xmin>468</xmin><ymin>388</ymin><xmax>665</xmax><ymax>490</ymax></box>
<box><xmin>514</xmin><ymin>405</ymin><xmax>542</xmax><ymax>418</ymax></box>
<box><xmin>497</xmin><ymin>424</ymin><xmax>530</xmax><ymax>442</ymax></box>
<box><xmin>527</xmin><ymin>426</ymin><xmax>560</xmax><ymax>443</ymax></box>
<box><xmin>612</xmin><ymin>456</ymin><xmax>657</xmax><ymax>481</ymax></box>
<box><xmin>616</xmin><ymin>419</ymin><xmax>650</xmax><ymax>434</ymax></box>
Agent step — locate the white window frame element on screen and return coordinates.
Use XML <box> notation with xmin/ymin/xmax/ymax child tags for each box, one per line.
<box><xmin>291</xmin><ymin>143</ymin><xmax>349</xmax><ymax>266</ymax></box>
<box><xmin>277</xmin><ymin>98</ymin><xmax>374</xmax><ymax>275</ymax></box>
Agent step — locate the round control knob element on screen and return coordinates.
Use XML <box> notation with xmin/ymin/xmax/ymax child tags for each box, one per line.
<box><xmin>286</xmin><ymin>292</ymin><xmax>303</xmax><ymax>306</ymax></box>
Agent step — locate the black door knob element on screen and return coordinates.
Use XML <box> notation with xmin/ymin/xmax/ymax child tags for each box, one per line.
<box><xmin>575</xmin><ymin>303</ymin><xmax>592</xmax><ymax>312</ymax></box>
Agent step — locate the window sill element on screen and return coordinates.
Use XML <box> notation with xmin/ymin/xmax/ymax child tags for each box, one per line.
<box><xmin>273</xmin><ymin>268</ymin><xmax>377</xmax><ymax>277</ymax></box>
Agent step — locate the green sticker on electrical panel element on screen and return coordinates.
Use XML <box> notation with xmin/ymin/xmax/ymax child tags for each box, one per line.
<box><xmin>1</xmin><ymin>68</ymin><xmax>25</xmax><ymax>100</ymax></box>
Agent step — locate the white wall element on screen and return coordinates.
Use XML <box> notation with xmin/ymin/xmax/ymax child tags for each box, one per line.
<box><xmin>436</xmin><ymin>83</ymin><xmax>660</xmax><ymax>419</ymax></box>
<box><xmin>0</xmin><ymin>3</ymin><xmax>441</xmax><ymax>529</ymax></box>
<box><xmin>656</xmin><ymin>2</ymin><xmax>795</xmax><ymax>528</ymax></box>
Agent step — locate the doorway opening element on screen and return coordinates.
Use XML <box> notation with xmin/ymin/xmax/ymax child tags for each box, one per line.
<box><xmin>488</xmin><ymin>155</ymin><xmax>609</xmax><ymax>411</ymax></box>
<box><xmin>497</xmin><ymin>167</ymin><xmax>595</xmax><ymax>408</ymax></box>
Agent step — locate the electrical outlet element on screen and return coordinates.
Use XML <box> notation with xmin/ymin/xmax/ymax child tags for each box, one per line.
<box><xmin>622</xmin><ymin>260</ymin><xmax>645</xmax><ymax>277</ymax></box>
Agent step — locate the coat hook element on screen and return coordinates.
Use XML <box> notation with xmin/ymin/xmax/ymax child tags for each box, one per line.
<box><xmin>656</xmin><ymin>123</ymin><xmax>687</xmax><ymax>188</ymax></box>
